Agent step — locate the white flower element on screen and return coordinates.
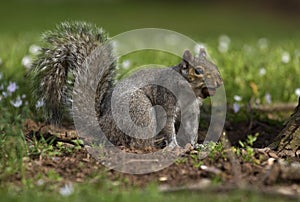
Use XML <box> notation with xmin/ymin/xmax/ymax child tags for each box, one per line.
<box><xmin>59</xmin><ymin>183</ymin><xmax>74</xmax><ymax>196</ymax></box>
<box><xmin>10</xmin><ymin>96</ymin><xmax>23</xmax><ymax>108</ymax></box>
<box><xmin>257</xmin><ymin>38</ymin><xmax>268</xmax><ymax>50</ymax></box>
<box><xmin>22</xmin><ymin>55</ymin><xmax>32</xmax><ymax>69</ymax></box>
<box><xmin>265</xmin><ymin>93</ymin><xmax>272</xmax><ymax>104</ymax></box>
<box><xmin>35</xmin><ymin>100</ymin><xmax>45</xmax><ymax>108</ymax></box>
<box><xmin>259</xmin><ymin>67</ymin><xmax>266</xmax><ymax>76</ymax></box>
<box><xmin>219</xmin><ymin>35</ymin><xmax>231</xmax><ymax>44</ymax></box>
<box><xmin>29</xmin><ymin>44</ymin><xmax>41</xmax><ymax>55</ymax></box>
<box><xmin>21</xmin><ymin>94</ymin><xmax>26</xmax><ymax>99</ymax></box>
<box><xmin>218</xmin><ymin>43</ymin><xmax>229</xmax><ymax>53</ymax></box>
<box><xmin>2</xmin><ymin>91</ymin><xmax>7</xmax><ymax>97</ymax></box>
<box><xmin>233</xmin><ymin>95</ymin><xmax>242</xmax><ymax>102</ymax></box>
<box><xmin>233</xmin><ymin>102</ymin><xmax>240</xmax><ymax>113</ymax></box>
<box><xmin>281</xmin><ymin>51</ymin><xmax>290</xmax><ymax>64</ymax></box>
<box><xmin>295</xmin><ymin>88</ymin><xmax>300</xmax><ymax>97</ymax></box>
<box><xmin>121</xmin><ymin>60</ymin><xmax>131</xmax><ymax>69</ymax></box>
<box><xmin>7</xmin><ymin>81</ymin><xmax>18</xmax><ymax>93</ymax></box>
<box><xmin>218</xmin><ymin>35</ymin><xmax>231</xmax><ymax>53</ymax></box>
<box><xmin>36</xmin><ymin>179</ymin><xmax>44</xmax><ymax>186</ymax></box>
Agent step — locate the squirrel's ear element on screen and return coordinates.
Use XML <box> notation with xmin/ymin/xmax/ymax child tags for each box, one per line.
<box><xmin>183</xmin><ymin>50</ymin><xmax>193</xmax><ymax>62</ymax></box>
<box><xmin>199</xmin><ymin>48</ymin><xmax>207</xmax><ymax>58</ymax></box>
<box><xmin>181</xmin><ymin>50</ymin><xmax>193</xmax><ymax>69</ymax></box>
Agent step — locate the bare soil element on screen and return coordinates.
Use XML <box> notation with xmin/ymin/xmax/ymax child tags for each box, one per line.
<box><xmin>12</xmin><ymin>111</ymin><xmax>300</xmax><ymax>198</ymax></box>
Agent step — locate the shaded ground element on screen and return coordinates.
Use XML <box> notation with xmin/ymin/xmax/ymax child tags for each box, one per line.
<box><xmin>9</xmin><ymin>109</ymin><xmax>300</xmax><ymax>199</ymax></box>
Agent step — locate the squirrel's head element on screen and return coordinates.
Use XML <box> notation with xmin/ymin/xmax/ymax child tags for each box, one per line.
<box><xmin>178</xmin><ymin>49</ymin><xmax>223</xmax><ymax>99</ymax></box>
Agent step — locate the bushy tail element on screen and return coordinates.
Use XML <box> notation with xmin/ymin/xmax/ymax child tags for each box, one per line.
<box><xmin>30</xmin><ymin>21</ymin><xmax>115</xmax><ymax>124</ymax></box>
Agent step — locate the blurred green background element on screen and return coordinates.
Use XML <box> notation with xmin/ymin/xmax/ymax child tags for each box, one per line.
<box><xmin>0</xmin><ymin>0</ymin><xmax>300</xmax><ymax>104</ymax></box>
<box><xmin>1</xmin><ymin>0</ymin><xmax>300</xmax><ymax>38</ymax></box>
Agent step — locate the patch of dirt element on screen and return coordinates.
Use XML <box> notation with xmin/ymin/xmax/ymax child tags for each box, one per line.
<box><xmin>12</xmin><ymin>116</ymin><xmax>300</xmax><ymax>198</ymax></box>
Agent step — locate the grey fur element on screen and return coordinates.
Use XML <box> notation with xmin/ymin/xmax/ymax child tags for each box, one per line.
<box><xmin>31</xmin><ymin>21</ymin><xmax>223</xmax><ymax>149</ymax></box>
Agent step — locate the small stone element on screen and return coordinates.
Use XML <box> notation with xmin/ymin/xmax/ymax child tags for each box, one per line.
<box><xmin>268</xmin><ymin>151</ymin><xmax>278</xmax><ymax>159</ymax></box>
<box><xmin>159</xmin><ymin>176</ymin><xmax>168</xmax><ymax>182</ymax></box>
<box><xmin>267</xmin><ymin>158</ymin><xmax>276</xmax><ymax>166</ymax></box>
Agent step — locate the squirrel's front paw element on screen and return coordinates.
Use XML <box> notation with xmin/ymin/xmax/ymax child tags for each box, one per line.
<box><xmin>167</xmin><ymin>140</ymin><xmax>179</xmax><ymax>149</ymax></box>
<box><xmin>162</xmin><ymin>137</ymin><xmax>181</xmax><ymax>152</ymax></box>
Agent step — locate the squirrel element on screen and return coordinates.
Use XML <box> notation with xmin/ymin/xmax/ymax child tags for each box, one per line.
<box><xmin>30</xmin><ymin>21</ymin><xmax>223</xmax><ymax>149</ymax></box>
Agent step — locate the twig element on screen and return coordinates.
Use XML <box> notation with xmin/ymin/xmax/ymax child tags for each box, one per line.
<box><xmin>254</xmin><ymin>102</ymin><xmax>297</xmax><ymax>113</ymax></box>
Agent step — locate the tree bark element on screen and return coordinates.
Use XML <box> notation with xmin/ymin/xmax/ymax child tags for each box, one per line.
<box><xmin>269</xmin><ymin>97</ymin><xmax>300</xmax><ymax>157</ymax></box>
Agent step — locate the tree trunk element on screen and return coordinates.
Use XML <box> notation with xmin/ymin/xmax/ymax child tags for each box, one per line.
<box><xmin>269</xmin><ymin>97</ymin><xmax>300</xmax><ymax>157</ymax></box>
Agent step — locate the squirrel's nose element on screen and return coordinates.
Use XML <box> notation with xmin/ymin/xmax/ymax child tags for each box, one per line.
<box><xmin>205</xmin><ymin>75</ymin><xmax>223</xmax><ymax>89</ymax></box>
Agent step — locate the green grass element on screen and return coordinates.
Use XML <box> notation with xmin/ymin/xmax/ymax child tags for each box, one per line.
<box><xmin>0</xmin><ymin>0</ymin><xmax>300</xmax><ymax>201</ymax></box>
<box><xmin>0</xmin><ymin>184</ymin><xmax>296</xmax><ymax>202</ymax></box>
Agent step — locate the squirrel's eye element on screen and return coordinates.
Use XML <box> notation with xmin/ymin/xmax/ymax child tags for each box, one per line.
<box><xmin>194</xmin><ymin>68</ymin><xmax>204</xmax><ymax>75</ymax></box>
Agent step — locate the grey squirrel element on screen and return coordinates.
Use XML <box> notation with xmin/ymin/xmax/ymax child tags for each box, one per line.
<box><xmin>30</xmin><ymin>21</ymin><xmax>223</xmax><ymax>149</ymax></box>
